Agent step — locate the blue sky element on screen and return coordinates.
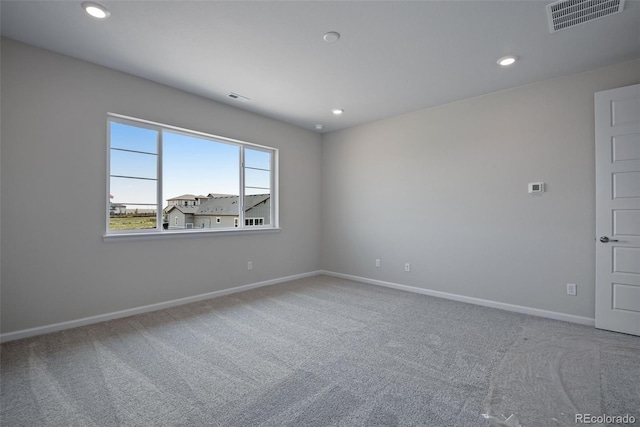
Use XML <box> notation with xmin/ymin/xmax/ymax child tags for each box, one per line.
<box><xmin>110</xmin><ymin>122</ymin><xmax>270</xmax><ymax>208</ymax></box>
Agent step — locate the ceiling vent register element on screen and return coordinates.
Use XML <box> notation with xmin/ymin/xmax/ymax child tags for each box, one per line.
<box><xmin>227</xmin><ymin>92</ymin><xmax>250</xmax><ymax>103</ymax></box>
<box><xmin>546</xmin><ymin>0</ymin><xmax>625</xmax><ymax>33</ymax></box>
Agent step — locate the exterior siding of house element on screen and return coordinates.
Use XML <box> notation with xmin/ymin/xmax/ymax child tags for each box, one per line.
<box><xmin>193</xmin><ymin>215</ymin><xmax>237</xmax><ymax>229</ymax></box>
<box><xmin>167</xmin><ymin>210</ymin><xmax>194</xmax><ymax>229</ymax></box>
<box><xmin>245</xmin><ymin>200</ymin><xmax>270</xmax><ymax>225</ymax></box>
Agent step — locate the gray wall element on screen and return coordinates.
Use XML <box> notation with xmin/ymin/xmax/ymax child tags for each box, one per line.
<box><xmin>321</xmin><ymin>59</ymin><xmax>640</xmax><ymax>319</ymax></box>
<box><xmin>1</xmin><ymin>39</ymin><xmax>322</xmax><ymax>333</ymax></box>
<box><xmin>3</xmin><ymin>36</ymin><xmax>639</xmax><ymax>335</ymax></box>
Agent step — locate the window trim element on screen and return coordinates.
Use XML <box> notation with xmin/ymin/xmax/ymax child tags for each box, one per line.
<box><xmin>105</xmin><ymin>113</ymin><xmax>279</xmax><ymax>239</ymax></box>
<box><xmin>103</xmin><ymin>227</ymin><xmax>281</xmax><ymax>242</ymax></box>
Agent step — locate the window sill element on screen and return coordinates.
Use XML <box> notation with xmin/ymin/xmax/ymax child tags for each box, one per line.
<box><xmin>103</xmin><ymin>227</ymin><xmax>281</xmax><ymax>242</ymax></box>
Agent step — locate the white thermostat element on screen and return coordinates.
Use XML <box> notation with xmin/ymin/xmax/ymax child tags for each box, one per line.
<box><xmin>528</xmin><ymin>182</ymin><xmax>545</xmax><ymax>193</ymax></box>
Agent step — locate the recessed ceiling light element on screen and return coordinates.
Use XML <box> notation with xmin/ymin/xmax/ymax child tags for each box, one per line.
<box><xmin>81</xmin><ymin>1</ymin><xmax>110</xmax><ymax>19</ymax></box>
<box><xmin>497</xmin><ymin>55</ymin><xmax>517</xmax><ymax>66</ymax></box>
<box><xmin>315</xmin><ymin>124</ymin><xmax>324</xmax><ymax>130</ymax></box>
<box><xmin>332</xmin><ymin>109</ymin><xmax>344</xmax><ymax>115</ymax></box>
<box><xmin>323</xmin><ymin>32</ymin><xmax>341</xmax><ymax>43</ymax></box>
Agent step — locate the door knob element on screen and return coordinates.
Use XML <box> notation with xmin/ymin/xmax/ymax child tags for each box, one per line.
<box><xmin>600</xmin><ymin>236</ymin><xmax>619</xmax><ymax>243</ymax></box>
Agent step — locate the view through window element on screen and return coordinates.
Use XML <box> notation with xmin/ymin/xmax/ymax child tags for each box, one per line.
<box><xmin>108</xmin><ymin>115</ymin><xmax>276</xmax><ymax>234</ymax></box>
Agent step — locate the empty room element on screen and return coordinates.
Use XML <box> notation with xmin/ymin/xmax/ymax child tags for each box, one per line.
<box><xmin>1</xmin><ymin>1</ymin><xmax>639</xmax><ymax>426</ymax></box>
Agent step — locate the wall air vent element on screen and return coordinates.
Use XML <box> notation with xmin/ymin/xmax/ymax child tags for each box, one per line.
<box><xmin>227</xmin><ymin>92</ymin><xmax>250</xmax><ymax>102</ymax></box>
<box><xmin>546</xmin><ymin>0</ymin><xmax>625</xmax><ymax>33</ymax></box>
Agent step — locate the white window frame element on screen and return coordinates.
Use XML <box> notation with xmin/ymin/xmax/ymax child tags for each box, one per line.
<box><xmin>105</xmin><ymin>113</ymin><xmax>279</xmax><ymax>240</ymax></box>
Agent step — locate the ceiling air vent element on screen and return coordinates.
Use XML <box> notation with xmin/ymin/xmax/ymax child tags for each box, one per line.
<box><xmin>227</xmin><ymin>92</ymin><xmax>250</xmax><ymax>103</ymax></box>
<box><xmin>546</xmin><ymin>0</ymin><xmax>625</xmax><ymax>33</ymax></box>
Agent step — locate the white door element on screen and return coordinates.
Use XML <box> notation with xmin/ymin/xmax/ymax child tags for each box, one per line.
<box><xmin>595</xmin><ymin>83</ymin><xmax>640</xmax><ymax>336</ymax></box>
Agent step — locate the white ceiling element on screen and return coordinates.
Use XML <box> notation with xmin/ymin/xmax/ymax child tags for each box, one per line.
<box><xmin>2</xmin><ymin>1</ymin><xmax>639</xmax><ymax>133</ymax></box>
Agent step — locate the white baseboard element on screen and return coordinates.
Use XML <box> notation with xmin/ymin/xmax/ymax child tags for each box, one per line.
<box><xmin>1</xmin><ymin>270</ymin><xmax>595</xmax><ymax>343</ymax></box>
<box><xmin>321</xmin><ymin>270</ymin><xmax>595</xmax><ymax>327</ymax></box>
<box><xmin>0</xmin><ymin>270</ymin><xmax>324</xmax><ymax>343</ymax></box>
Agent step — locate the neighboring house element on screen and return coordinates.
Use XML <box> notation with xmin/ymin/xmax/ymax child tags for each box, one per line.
<box><xmin>109</xmin><ymin>202</ymin><xmax>127</xmax><ymax>216</ymax></box>
<box><xmin>163</xmin><ymin>205</ymin><xmax>199</xmax><ymax>229</ymax></box>
<box><xmin>166</xmin><ymin>194</ymin><xmax>211</xmax><ymax>207</ymax></box>
<box><xmin>163</xmin><ymin>193</ymin><xmax>270</xmax><ymax>229</ymax></box>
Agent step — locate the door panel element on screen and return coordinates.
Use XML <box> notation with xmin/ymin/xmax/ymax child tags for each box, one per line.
<box><xmin>614</xmin><ymin>247</ymin><xmax>640</xmax><ymax>274</ymax></box>
<box><xmin>612</xmin><ymin>133</ymin><xmax>640</xmax><ymax>162</ymax></box>
<box><xmin>595</xmin><ymin>83</ymin><xmax>640</xmax><ymax>336</ymax></box>
<box><xmin>612</xmin><ymin>98</ymin><xmax>640</xmax><ymax>125</ymax></box>
<box><xmin>612</xmin><ymin>283</ymin><xmax>640</xmax><ymax>312</ymax></box>
<box><xmin>613</xmin><ymin>210</ymin><xmax>640</xmax><ymax>236</ymax></box>
<box><xmin>613</xmin><ymin>172</ymin><xmax>640</xmax><ymax>198</ymax></box>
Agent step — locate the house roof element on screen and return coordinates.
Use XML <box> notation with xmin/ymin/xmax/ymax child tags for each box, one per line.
<box><xmin>166</xmin><ymin>194</ymin><xmax>231</xmax><ymax>203</ymax></box>
<box><xmin>165</xmin><ymin>194</ymin><xmax>270</xmax><ymax>216</ymax></box>
<box><xmin>196</xmin><ymin>196</ymin><xmax>239</xmax><ymax>215</ymax></box>
<box><xmin>244</xmin><ymin>194</ymin><xmax>271</xmax><ymax>210</ymax></box>
<box><xmin>163</xmin><ymin>205</ymin><xmax>199</xmax><ymax>215</ymax></box>
<box><xmin>167</xmin><ymin>194</ymin><xmax>197</xmax><ymax>201</ymax></box>
<box><xmin>207</xmin><ymin>193</ymin><xmax>237</xmax><ymax>198</ymax></box>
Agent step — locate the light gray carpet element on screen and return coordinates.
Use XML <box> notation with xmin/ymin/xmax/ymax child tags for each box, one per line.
<box><xmin>1</xmin><ymin>275</ymin><xmax>639</xmax><ymax>426</ymax></box>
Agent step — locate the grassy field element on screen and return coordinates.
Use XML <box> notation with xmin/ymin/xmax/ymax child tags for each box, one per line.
<box><xmin>110</xmin><ymin>216</ymin><xmax>157</xmax><ymax>230</ymax></box>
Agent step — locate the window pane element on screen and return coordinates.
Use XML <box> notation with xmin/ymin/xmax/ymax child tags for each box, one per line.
<box><xmin>110</xmin><ymin>122</ymin><xmax>158</xmax><ymax>154</ymax></box>
<box><xmin>163</xmin><ymin>132</ymin><xmax>240</xmax><ymax>231</ymax></box>
<box><xmin>107</xmin><ymin>115</ymin><xmax>277</xmax><ymax>235</ymax></box>
<box><xmin>245</xmin><ymin>148</ymin><xmax>271</xmax><ymax>170</ymax></box>
<box><xmin>163</xmin><ymin>132</ymin><xmax>239</xmax><ymax>204</ymax></box>
<box><xmin>109</xmin><ymin>205</ymin><xmax>157</xmax><ymax>231</ymax></box>
<box><xmin>110</xmin><ymin>149</ymin><xmax>157</xmax><ymax>179</ymax></box>
<box><xmin>110</xmin><ymin>176</ymin><xmax>157</xmax><ymax>205</ymax></box>
<box><xmin>245</xmin><ymin>168</ymin><xmax>270</xmax><ymax>191</ymax></box>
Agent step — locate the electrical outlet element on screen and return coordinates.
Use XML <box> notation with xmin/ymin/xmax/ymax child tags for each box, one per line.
<box><xmin>567</xmin><ymin>283</ymin><xmax>577</xmax><ymax>296</ymax></box>
<box><xmin>404</xmin><ymin>263</ymin><xmax>411</xmax><ymax>272</ymax></box>
<box><xmin>247</xmin><ymin>261</ymin><xmax>253</xmax><ymax>270</ymax></box>
<box><xmin>375</xmin><ymin>259</ymin><xmax>381</xmax><ymax>268</ymax></box>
